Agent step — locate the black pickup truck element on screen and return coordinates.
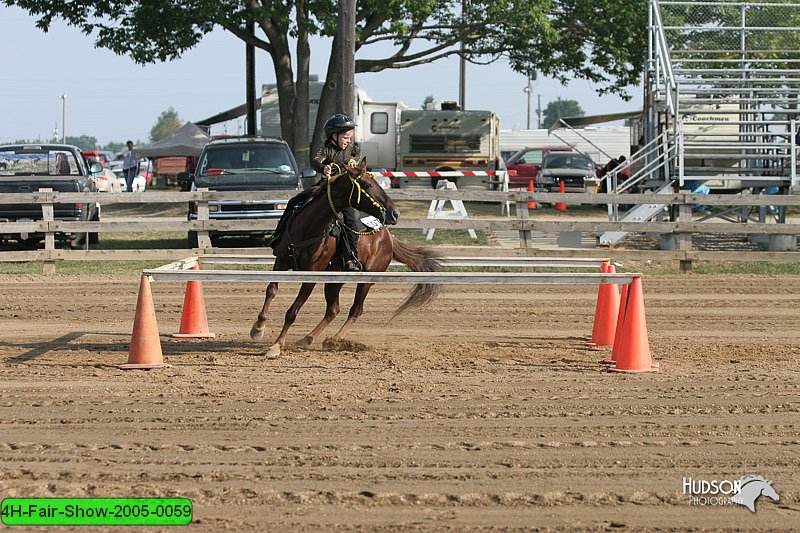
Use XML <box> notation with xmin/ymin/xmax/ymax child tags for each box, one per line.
<box><xmin>0</xmin><ymin>144</ymin><xmax>102</xmax><ymax>248</ymax></box>
<box><xmin>179</xmin><ymin>136</ymin><xmax>315</xmax><ymax>247</ymax></box>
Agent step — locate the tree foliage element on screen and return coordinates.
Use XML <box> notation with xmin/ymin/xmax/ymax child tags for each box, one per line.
<box><xmin>64</xmin><ymin>134</ymin><xmax>99</xmax><ymax>150</ymax></box>
<box><xmin>150</xmin><ymin>107</ymin><xmax>182</xmax><ymax>142</ymax></box>
<box><xmin>542</xmin><ymin>98</ymin><xmax>585</xmax><ymax>130</ymax></box>
<box><xmin>5</xmin><ymin>0</ymin><xmax>647</xmax><ymax>160</ymax></box>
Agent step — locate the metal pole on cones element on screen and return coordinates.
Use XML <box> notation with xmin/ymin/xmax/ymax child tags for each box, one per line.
<box><xmin>120</xmin><ymin>275</ymin><xmax>166</xmax><ymax>370</ymax></box>
<box><xmin>602</xmin><ymin>283</ymin><xmax>629</xmax><ymax>365</ymax></box>
<box><xmin>609</xmin><ymin>276</ymin><xmax>658</xmax><ymax>373</ymax></box>
<box><xmin>173</xmin><ymin>264</ymin><xmax>215</xmax><ymax>338</ymax></box>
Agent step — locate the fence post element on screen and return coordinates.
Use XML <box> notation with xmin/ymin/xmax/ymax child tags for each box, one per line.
<box><xmin>676</xmin><ymin>192</ymin><xmax>693</xmax><ymax>272</ymax></box>
<box><xmin>40</xmin><ymin>188</ymin><xmax>56</xmax><ymax>276</ymax></box>
<box><xmin>516</xmin><ymin>199</ymin><xmax>530</xmax><ymax>248</ymax></box>
<box><xmin>196</xmin><ymin>187</ymin><xmax>212</xmax><ymax>249</ymax></box>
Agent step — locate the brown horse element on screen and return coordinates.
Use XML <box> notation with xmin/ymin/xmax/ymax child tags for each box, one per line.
<box><xmin>250</xmin><ymin>159</ymin><xmax>442</xmax><ymax>358</ymax></box>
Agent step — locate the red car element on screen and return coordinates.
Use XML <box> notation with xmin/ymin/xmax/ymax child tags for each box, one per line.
<box><xmin>504</xmin><ymin>146</ymin><xmax>574</xmax><ymax>189</ymax></box>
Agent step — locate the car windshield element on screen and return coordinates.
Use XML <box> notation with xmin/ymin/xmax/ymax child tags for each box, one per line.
<box><xmin>544</xmin><ymin>154</ymin><xmax>593</xmax><ymax>170</ymax></box>
<box><xmin>0</xmin><ymin>148</ymin><xmax>79</xmax><ymax>176</ymax></box>
<box><xmin>198</xmin><ymin>145</ymin><xmax>296</xmax><ymax>176</ymax></box>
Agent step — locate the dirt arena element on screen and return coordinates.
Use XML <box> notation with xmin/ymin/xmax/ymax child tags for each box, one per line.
<box><xmin>1</xmin><ymin>270</ymin><xmax>798</xmax><ymax>531</ymax></box>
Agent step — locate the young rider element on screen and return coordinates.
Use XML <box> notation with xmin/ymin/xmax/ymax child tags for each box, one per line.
<box><xmin>312</xmin><ymin>113</ymin><xmax>362</xmax><ymax>272</ymax></box>
<box><xmin>268</xmin><ymin>113</ymin><xmax>362</xmax><ymax>272</ymax></box>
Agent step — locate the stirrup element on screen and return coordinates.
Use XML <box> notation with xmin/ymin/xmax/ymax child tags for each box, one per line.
<box><xmin>344</xmin><ymin>259</ymin><xmax>362</xmax><ymax>272</ymax></box>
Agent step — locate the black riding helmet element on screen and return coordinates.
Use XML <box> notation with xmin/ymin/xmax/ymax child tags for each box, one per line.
<box><xmin>324</xmin><ymin>113</ymin><xmax>358</xmax><ymax>139</ymax></box>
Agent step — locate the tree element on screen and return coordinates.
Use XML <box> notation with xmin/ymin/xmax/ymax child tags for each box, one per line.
<box><xmin>542</xmin><ymin>98</ymin><xmax>585</xmax><ymax>130</ymax></box>
<box><xmin>150</xmin><ymin>107</ymin><xmax>182</xmax><ymax>142</ymax></box>
<box><xmin>421</xmin><ymin>95</ymin><xmax>435</xmax><ymax>110</ymax></box>
<box><xmin>5</xmin><ymin>0</ymin><xmax>647</xmax><ymax>166</ymax></box>
<box><xmin>64</xmin><ymin>135</ymin><xmax>99</xmax><ymax>150</ymax></box>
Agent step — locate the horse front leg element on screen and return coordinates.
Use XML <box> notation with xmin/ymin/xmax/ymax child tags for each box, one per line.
<box><xmin>332</xmin><ymin>283</ymin><xmax>373</xmax><ymax>340</ymax></box>
<box><xmin>265</xmin><ymin>282</ymin><xmax>316</xmax><ymax>358</ymax></box>
<box><xmin>296</xmin><ymin>283</ymin><xmax>343</xmax><ymax>348</ymax></box>
<box><xmin>250</xmin><ymin>281</ymin><xmax>279</xmax><ymax>341</ymax></box>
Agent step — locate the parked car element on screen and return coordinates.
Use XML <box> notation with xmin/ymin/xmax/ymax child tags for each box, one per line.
<box><xmin>504</xmin><ymin>146</ymin><xmax>574</xmax><ymax>189</ymax></box>
<box><xmin>109</xmin><ymin>160</ymin><xmax>146</xmax><ymax>192</ymax></box>
<box><xmin>178</xmin><ymin>136</ymin><xmax>316</xmax><ymax>247</ymax></box>
<box><xmin>538</xmin><ymin>151</ymin><xmax>598</xmax><ymax>193</ymax></box>
<box><xmin>0</xmin><ymin>143</ymin><xmax>102</xmax><ymax>248</ymax></box>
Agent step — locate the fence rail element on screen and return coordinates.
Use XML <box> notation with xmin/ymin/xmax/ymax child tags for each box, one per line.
<box><xmin>0</xmin><ymin>190</ymin><xmax>798</xmax><ymax>267</ymax></box>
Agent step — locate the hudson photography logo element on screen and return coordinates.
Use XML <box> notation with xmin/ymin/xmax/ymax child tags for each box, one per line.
<box><xmin>682</xmin><ymin>475</ymin><xmax>780</xmax><ymax>512</ymax></box>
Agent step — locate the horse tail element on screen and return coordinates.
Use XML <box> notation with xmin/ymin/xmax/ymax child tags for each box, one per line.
<box><xmin>391</xmin><ymin>236</ymin><xmax>443</xmax><ymax>315</ymax></box>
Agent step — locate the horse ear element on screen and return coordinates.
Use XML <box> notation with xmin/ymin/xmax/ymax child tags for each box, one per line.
<box><xmin>359</xmin><ymin>158</ymin><xmax>367</xmax><ymax>173</ymax></box>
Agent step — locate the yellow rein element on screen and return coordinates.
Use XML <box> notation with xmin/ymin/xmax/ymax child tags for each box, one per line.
<box><xmin>325</xmin><ymin>163</ymin><xmax>385</xmax><ymax>236</ymax></box>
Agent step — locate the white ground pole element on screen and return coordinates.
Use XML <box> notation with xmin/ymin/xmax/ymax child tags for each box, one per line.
<box><xmin>143</xmin><ymin>255</ymin><xmax>637</xmax><ymax>286</ymax></box>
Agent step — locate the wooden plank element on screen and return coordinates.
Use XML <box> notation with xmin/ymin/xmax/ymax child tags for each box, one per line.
<box><xmin>142</xmin><ymin>269</ymin><xmax>641</xmax><ymax>285</ymax></box>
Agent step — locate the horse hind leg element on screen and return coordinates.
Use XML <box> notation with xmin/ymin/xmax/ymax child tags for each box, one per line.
<box><xmin>296</xmin><ymin>283</ymin><xmax>343</xmax><ymax>348</ymax></box>
<box><xmin>264</xmin><ymin>282</ymin><xmax>316</xmax><ymax>358</ymax></box>
<box><xmin>331</xmin><ymin>283</ymin><xmax>373</xmax><ymax>340</ymax></box>
<box><xmin>250</xmin><ymin>281</ymin><xmax>279</xmax><ymax>341</ymax></box>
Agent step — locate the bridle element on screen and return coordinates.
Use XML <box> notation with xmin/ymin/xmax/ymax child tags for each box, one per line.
<box><xmin>325</xmin><ymin>162</ymin><xmax>387</xmax><ymax>235</ymax></box>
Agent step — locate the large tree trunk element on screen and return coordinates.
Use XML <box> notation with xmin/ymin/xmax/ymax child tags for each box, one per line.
<box><xmin>312</xmin><ymin>37</ymin><xmax>340</xmax><ymax>161</ymax></box>
<box><xmin>267</xmin><ymin>27</ymin><xmax>296</xmax><ymax>149</ymax></box>
<box><xmin>292</xmin><ymin>0</ymin><xmax>311</xmax><ymax>168</ymax></box>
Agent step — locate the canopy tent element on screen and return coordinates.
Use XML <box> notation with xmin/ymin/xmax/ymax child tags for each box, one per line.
<box><xmin>134</xmin><ymin>122</ymin><xmax>210</xmax><ymax>158</ymax></box>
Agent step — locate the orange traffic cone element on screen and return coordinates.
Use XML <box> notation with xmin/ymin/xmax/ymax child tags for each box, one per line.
<box><xmin>609</xmin><ymin>276</ymin><xmax>658</xmax><ymax>373</ymax></box>
<box><xmin>588</xmin><ymin>264</ymin><xmax>620</xmax><ymax>351</ymax></box>
<box><xmin>555</xmin><ymin>180</ymin><xmax>567</xmax><ymax>211</ymax></box>
<box><xmin>527</xmin><ymin>180</ymin><xmax>537</xmax><ymax>209</ymax></box>
<box><xmin>120</xmin><ymin>276</ymin><xmax>166</xmax><ymax>370</ymax></box>
<box><xmin>601</xmin><ymin>283</ymin><xmax>629</xmax><ymax>364</ymax></box>
<box><xmin>586</xmin><ymin>261</ymin><xmax>610</xmax><ymax>346</ymax></box>
<box><xmin>173</xmin><ymin>264</ymin><xmax>215</xmax><ymax>338</ymax></box>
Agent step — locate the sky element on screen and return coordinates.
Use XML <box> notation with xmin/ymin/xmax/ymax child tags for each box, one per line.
<box><xmin>0</xmin><ymin>5</ymin><xmax>643</xmax><ymax>147</ymax></box>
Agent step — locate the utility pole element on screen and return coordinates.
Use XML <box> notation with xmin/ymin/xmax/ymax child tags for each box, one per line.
<box><xmin>459</xmin><ymin>0</ymin><xmax>467</xmax><ymax>110</ymax></box>
<box><xmin>59</xmin><ymin>94</ymin><xmax>67</xmax><ymax>143</ymax></box>
<box><xmin>245</xmin><ymin>19</ymin><xmax>256</xmax><ymax>136</ymax></box>
<box><xmin>335</xmin><ymin>0</ymin><xmax>356</xmax><ymax>115</ymax></box>
<box><xmin>537</xmin><ymin>94</ymin><xmax>543</xmax><ymax>129</ymax></box>
<box><xmin>523</xmin><ymin>74</ymin><xmax>532</xmax><ymax>129</ymax></box>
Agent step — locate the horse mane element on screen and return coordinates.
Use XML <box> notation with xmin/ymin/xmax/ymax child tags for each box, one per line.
<box><xmin>739</xmin><ymin>475</ymin><xmax>768</xmax><ymax>486</ymax></box>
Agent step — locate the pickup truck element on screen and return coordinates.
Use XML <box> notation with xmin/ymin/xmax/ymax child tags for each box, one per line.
<box><xmin>0</xmin><ymin>144</ymin><xmax>102</xmax><ymax>249</ymax></box>
<box><xmin>178</xmin><ymin>136</ymin><xmax>315</xmax><ymax>247</ymax></box>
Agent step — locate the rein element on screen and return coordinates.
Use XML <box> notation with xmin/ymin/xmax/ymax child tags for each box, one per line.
<box><xmin>326</xmin><ymin>163</ymin><xmax>384</xmax><ymax>236</ymax></box>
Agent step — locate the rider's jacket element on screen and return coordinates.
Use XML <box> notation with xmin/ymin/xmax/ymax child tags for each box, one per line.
<box><xmin>312</xmin><ymin>139</ymin><xmax>361</xmax><ymax>174</ymax></box>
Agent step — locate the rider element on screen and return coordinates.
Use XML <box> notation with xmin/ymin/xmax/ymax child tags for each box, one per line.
<box><xmin>268</xmin><ymin>113</ymin><xmax>362</xmax><ymax>272</ymax></box>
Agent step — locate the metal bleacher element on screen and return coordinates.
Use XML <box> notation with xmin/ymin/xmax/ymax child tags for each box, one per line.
<box><xmin>600</xmin><ymin>0</ymin><xmax>800</xmax><ymax>246</ymax></box>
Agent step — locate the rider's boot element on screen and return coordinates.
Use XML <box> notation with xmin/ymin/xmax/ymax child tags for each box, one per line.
<box><xmin>344</xmin><ymin>241</ymin><xmax>361</xmax><ymax>272</ymax></box>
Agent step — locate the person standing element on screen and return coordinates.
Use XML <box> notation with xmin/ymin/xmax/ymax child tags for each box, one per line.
<box><xmin>121</xmin><ymin>140</ymin><xmax>137</xmax><ymax>192</ymax></box>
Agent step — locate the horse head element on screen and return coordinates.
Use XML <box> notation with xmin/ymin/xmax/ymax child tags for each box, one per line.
<box><xmin>328</xmin><ymin>158</ymin><xmax>400</xmax><ymax>226</ymax></box>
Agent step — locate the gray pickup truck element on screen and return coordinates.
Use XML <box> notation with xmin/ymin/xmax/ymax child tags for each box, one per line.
<box><xmin>179</xmin><ymin>136</ymin><xmax>315</xmax><ymax>247</ymax></box>
<box><xmin>0</xmin><ymin>144</ymin><xmax>102</xmax><ymax>249</ymax></box>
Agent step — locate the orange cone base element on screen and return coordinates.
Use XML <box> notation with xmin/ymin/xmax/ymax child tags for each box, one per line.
<box><xmin>608</xmin><ymin>361</ymin><xmax>659</xmax><ymax>373</ymax></box>
<box><xmin>588</xmin><ymin>345</ymin><xmax>608</xmax><ymax>352</ymax></box>
<box><xmin>600</xmin><ymin>357</ymin><xmax>616</xmax><ymax>365</ymax></box>
<box><xmin>172</xmin><ymin>332</ymin><xmax>215</xmax><ymax>339</ymax></box>
<box><xmin>119</xmin><ymin>362</ymin><xmax>169</xmax><ymax>370</ymax></box>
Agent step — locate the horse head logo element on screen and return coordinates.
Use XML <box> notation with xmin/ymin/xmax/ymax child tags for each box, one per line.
<box><xmin>730</xmin><ymin>476</ymin><xmax>779</xmax><ymax>512</ymax></box>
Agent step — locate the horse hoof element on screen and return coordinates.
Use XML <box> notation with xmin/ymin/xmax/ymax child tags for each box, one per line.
<box><xmin>264</xmin><ymin>345</ymin><xmax>281</xmax><ymax>359</ymax></box>
<box><xmin>250</xmin><ymin>324</ymin><xmax>265</xmax><ymax>341</ymax></box>
<box><xmin>295</xmin><ymin>336</ymin><xmax>313</xmax><ymax>348</ymax></box>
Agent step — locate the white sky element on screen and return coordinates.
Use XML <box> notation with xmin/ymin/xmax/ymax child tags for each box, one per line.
<box><xmin>0</xmin><ymin>5</ymin><xmax>643</xmax><ymax>146</ymax></box>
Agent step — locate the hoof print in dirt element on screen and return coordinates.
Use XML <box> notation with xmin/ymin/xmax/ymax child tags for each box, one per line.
<box><xmin>322</xmin><ymin>338</ymin><xmax>369</xmax><ymax>352</ymax></box>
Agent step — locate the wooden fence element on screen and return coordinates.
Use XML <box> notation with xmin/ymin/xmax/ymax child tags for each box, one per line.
<box><xmin>1</xmin><ymin>189</ymin><xmax>799</xmax><ymax>269</ymax></box>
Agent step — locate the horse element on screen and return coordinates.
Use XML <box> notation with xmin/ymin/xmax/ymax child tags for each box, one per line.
<box><xmin>250</xmin><ymin>158</ymin><xmax>442</xmax><ymax>358</ymax></box>
<box><xmin>730</xmin><ymin>476</ymin><xmax>780</xmax><ymax>512</ymax></box>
